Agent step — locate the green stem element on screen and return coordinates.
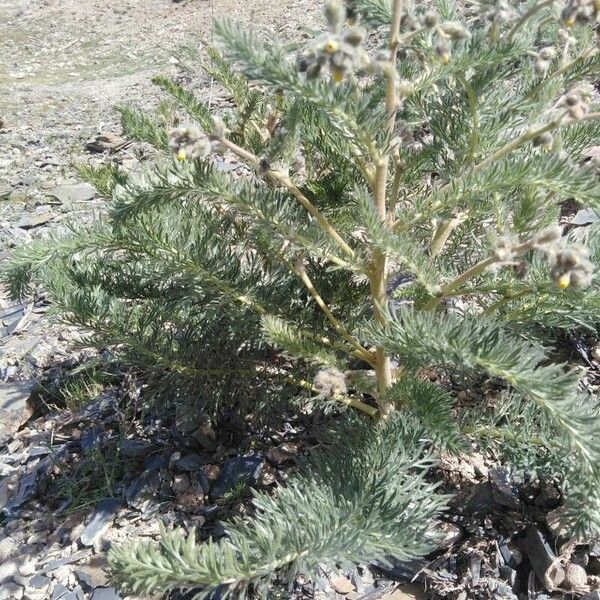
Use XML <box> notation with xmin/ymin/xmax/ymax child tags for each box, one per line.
<box><xmin>425</xmin><ymin>239</ymin><xmax>535</xmax><ymax>310</ymax></box>
<box><xmin>457</xmin><ymin>74</ymin><xmax>479</xmax><ymax>164</ymax></box>
<box><xmin>220</xmin><ymin>138</ymin><xmax>355</xmax><ymax>258</ymax></box>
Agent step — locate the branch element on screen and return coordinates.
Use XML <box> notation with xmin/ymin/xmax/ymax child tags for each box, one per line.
<box><xmin>425</xmin><ymin>239</ymin><xmax>536</xmax><ymax>310</ymax></box>
<box><xmin>296</xmin><ymin>267</ymin><xmax>375</xmax><ymax>365</ymax></box>
<box><xmin>219</xmin><ymin>137</ymin><xmax>355</xmax><ymax>258</ymax></box>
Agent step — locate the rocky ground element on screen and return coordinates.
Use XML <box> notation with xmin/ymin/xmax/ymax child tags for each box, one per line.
<box><xmin>3</xmin><ymin>1</ymin><xmax>600</xmax><ymax>600</ymax></box>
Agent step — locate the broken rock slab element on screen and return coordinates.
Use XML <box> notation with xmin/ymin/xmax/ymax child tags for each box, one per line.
<box><xmin>80</xmin><ymin>498</ymin><xmax>122</xmax><ymax>547</ymax></box>
<box><xmin>50</xmin><ymin>183</ymin><xmax>96</xmax><ymax>204</ymax></box>
<box><xmin>210</xmin><ymin>456</ymin><xmax>263</xmax><ymax>502</ymax></box>
<box><xmin>523</xmin><ymin>525</ymin><xmax>565</xmax><ymax>591</ymax></box>
<box><xmin>0</xmin><ymin>380</ymin><xmax>34</xmax><ymax>446</ymax></box>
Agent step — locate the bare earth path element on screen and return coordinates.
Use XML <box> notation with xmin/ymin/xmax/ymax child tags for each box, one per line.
<box><xmin>0</xmin><ymin>0</ymin><xmax>318</xmax><ymax>367</ymax></box>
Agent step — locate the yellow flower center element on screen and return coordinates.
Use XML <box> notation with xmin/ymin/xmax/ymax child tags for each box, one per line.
<box><xmin>557</xmin><ymin>273</ymin><xmax>571</xmax><ymax>289</ymax></box>
<box><xmin>324</xmin><ymin>39</ymin><xmax>340</xmax><ymax>54</ymax></box>
<box><xmin>177</xmin><ymin>149</ymin><xmax>187</xmax><ymax>161</ymax></box>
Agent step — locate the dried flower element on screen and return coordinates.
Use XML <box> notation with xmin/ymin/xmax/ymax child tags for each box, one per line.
<box><xmin>314</xmin><ymin>367</ymin><xmax>347</xmax><ymax>397</ymax></box>
<box><xmin>550</xmin><ymin>245</ymin><xmax>594</xmax><ymax>289</ymax></box>
<box><xmin>532</xmin><ymin>132</ymin><xmax>554</xmax><ymax>150</ymax></box>
<box><xmin>168</xmin><ymin>127</ymin><xmax>212</xmax><ymax>161</ymax></box>
<box><xmin>439</xmin><ymin>21</ymin><xmax>471</xmax><ymax>40</ymax></box>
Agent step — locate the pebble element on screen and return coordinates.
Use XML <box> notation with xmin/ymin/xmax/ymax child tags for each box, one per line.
<box><xmin>563</xmin><ymin>563</ymin><xmax>588</xmax><ymax>591</ymax></box>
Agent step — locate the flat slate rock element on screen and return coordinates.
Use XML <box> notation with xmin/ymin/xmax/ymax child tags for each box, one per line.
<box><xmin>80</xmin><ymin>498</ymin><xmax>122</xmax><ymax>546</ymax></box>
<box><xmin>0</xmin><ymin>380</ymin><xmax>34</xmax><ymax>446</ymax></box>
<box><xmin>90</xmin><ymin>587</ymin><xmax>121</xmax><ymax>600</ymax></box>
<box><xmin>50</xmin><ymin>183</ymin><xmax>96</xmax><ymax>203</ymax></box>
<box><xmin>15</xmin><ymin>212</ymin><xmax>54</xmax><ymax>229</ymax></box>
<box><xmin>210</xmin><ymin>456</ymin><xmax>263</xmax><ymax>501</ymax></box>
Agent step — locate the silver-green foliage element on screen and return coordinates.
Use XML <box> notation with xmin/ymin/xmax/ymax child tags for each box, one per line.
<box><xmin>4</xmin><ymin>0</ymin><xmax>600</xmax><ymax>596</ymax></box>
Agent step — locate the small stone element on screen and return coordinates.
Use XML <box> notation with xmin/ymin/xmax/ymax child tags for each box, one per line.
<box><xmin>50</xmin><ymin>183</ymin><xmax>96</xmax><ymax>203</ymax></box>
<box><xmin>489</xmin><ymin>467</ymin><xmax>521</xmax><ymax>510</ymax></box>
<box><xmin>0</xmin><ymin>581</ymin><xmax>24</xmax><ymax>600</ymax></box>
<box><xmin>175</xmin><ymin>454</ymin><xmax>203</xmax><ymax>471</ymax></box>
<box><xmin>75</xmin><ymin>555</ymin><xmax>110</xmax><ymax>590</ymax></box>
<box><xmin>428</xmin><ymin>521</ymin><xmax>462</xmax><ymax>548</ymax></box>
<box><xmin>266</xmin><ymin>443</ymin><xmax>298</xmax><ymax>464</ymax></box>
<box><xmin>172</xmin><ymin>473</ymin><xmax>190</xmax><ymax>494</ymax></box>
<box><xmin>332</xmin><ymin>576</ymin><xmax>354</xmax><ymax>595</ymax></box>
<box><xmin>210</xmin><ymin>456</ymin><xmax>263</xmax><ymax>502</ymax></box>
<box><xmin>0</xmin><ymin>537</ymin><xmax>17</xmax><ymax>562</ymax></box>
<box><xmin>28</xmin><ymin>574</ymin><xmax>51</xmax><ymax>589</ymax></box>
<box><xmin>17</xmin><ymin>555</ymin><xmax>36</xmax><ymax>576</ymax></box>
<box><xmin>563</xmin><ymin>563</ymin><xmax>588</xmax><ymax>592</ymax></box>
<box><xmin>119</xmin><ymin>439</ymin><xmax>156</xmax><ymax>458</ymax></box>
<box><xmin>0</xmin><ymin>381</ymin><xmax>34</xmax><ymax>446</ymax></box>
<box><xmin>15</xmin><ymin>212</ymin><xmax>54</xmax><ymax>229</ymax></box>
<box><xmin>90</xmin><ymin>587</ymin><xmax>121</xmax><ymax>600</ymax></box>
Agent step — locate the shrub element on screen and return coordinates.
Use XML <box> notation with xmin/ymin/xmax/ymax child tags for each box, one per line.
<box><xmin>4</xmin><ymin>0</ymin><xmax>600</xmax><ymax>597</ymax></box>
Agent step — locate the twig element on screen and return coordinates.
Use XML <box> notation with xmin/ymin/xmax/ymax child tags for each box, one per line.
<box><xmin>296</xmin><ymin>267</ymin><xmax>374</xmax><ymax>365</ymax></box>
<box><xmin>220</xmin><ymin>138</ymin><xmax>355</xmax><ymax>258</ymax></box>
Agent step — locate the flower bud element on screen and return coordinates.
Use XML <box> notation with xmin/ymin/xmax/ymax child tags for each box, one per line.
<box><xmin>532</xmin><ymin>132</ymin><xmax>554</xmax><ymax>149</ymax></box>
<box><xmin>344</xmin><ymin>26</ymin><xmax>366</xmax><ymax>47</ymax></box>
<box><xmin>565</xmin><ymin>93</ymin><xmax>580</xmax><ymax>106</ymax></box>
<box><xmin>569</xmin><ymin>268</ymin><xmax>593</xmax><ymax>289</ymax></box>
<box><xmin>210</xmin><ymin>116</ymin><xmax>226</xmax><ymax>140</ymax></box>
<box><xmin>423</xmin><ymin>12</ymin><xmax>438</xmax><ymax>28</ymax></box>
<box><xmin>436</xmin><ymin>39</ymin><xmax>451</xmax><ymax>64</ymax></box>
<box><xmin>568</xmin><ymin>104</ymin><xmax>586</xmax><ymax>120</ymax></box>
<box><xmin>539</xmin><ymin>47</ymin><xmax>556</xmax><ymax>60</ymax></box>
<box><xmin>535</xmin><ymin>59</ymin><xmax>550</xmax><ymax>76</ymax></box>
<box><xmin>439</xmin><ymin>21</ymin><xmax>471</xmax><ymax>40</ymax></box>
<box><xmin>306</xmin><ymin>62</ymin><xmax>322</xmax><ymax>79</ymax></box>
<box><xmin>314</xmin><ymin>367</ymin><xmax>347</xmax><ymax>397</ymax></box>
<box><xmin>535</xmin><ymin>225</ymin><xmax>562</xmax><ymax>244</ymax></box>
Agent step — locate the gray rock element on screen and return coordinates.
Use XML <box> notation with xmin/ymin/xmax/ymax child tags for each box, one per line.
<box><xmin>175</xmin><ymin>454</ymin><xmax>203</xmax><ymax>471</ymax></box>
<box><xmin>50</xmin><ymin>183</ymin><xmax>96</xmax><ymax>203</ymax></box>
<box><xmin>28</xmin><ymin>574</ymin><xmax>51</xmax><ymax>589</ymax></box>
<box><xmin>80</xmin><ymin>498</ymin><xmax>122</xmax><ymax>546</ymax></box>
<box><xmin>210</xmin><ymin>456</ymin><xmax>263</xmax><ymax>501</ymax></box>
<box><xmin>523</xmin><ymin>525</ymin><xmax>565</xmax><ymax>591</ymax></box>
<box><xmin>489</xmin><ymin>468</ymin><xmax>521</xmax><ymax>511</ymax></box>
<box><xmin>120</xmin><ymin>438</ymin><xmax>155</xmax><ymax>458</ymax></box>
<box><xmin>0</xmin><ymin>380</ymin><xmax>34</xmax><ymax>446</ymax></box>
<box><xmin>51</xmin><ymin>584</ymin><xmax>70</xmax><ymax>600</ymax></box>
<box><xmin>580</xmin><ymin>592</ymin><xmax>600</xmax><ymax>600</ymax></box>
<box><xmin>15</xmin><ymin>212</ymin><xmax>54</xmax><ymax>229</ymax></box>
<box><xmin>90</xmin><ymin>587</ymin><xmax>121</xmax><ymax>600</ymax></box>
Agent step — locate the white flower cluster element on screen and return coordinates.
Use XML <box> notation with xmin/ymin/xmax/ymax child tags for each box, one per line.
<box><xmin>421</xmin><ymin>13</ymin><xmax>471</xmax><ymax>64</ymax></box>
<box><xmin>562</xmin><ymin>0</ymin><xmax>600</xmax><ymax>26</ymax></box>
<box><xmin>297</xmin><ymin>0</ymin><xmax>369</xmax><ymax>82</ymax></box>
<box><xmin>534</xmin><ymin>227</ymin><xmax>594</xmax><ymax>289</ymax></box>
